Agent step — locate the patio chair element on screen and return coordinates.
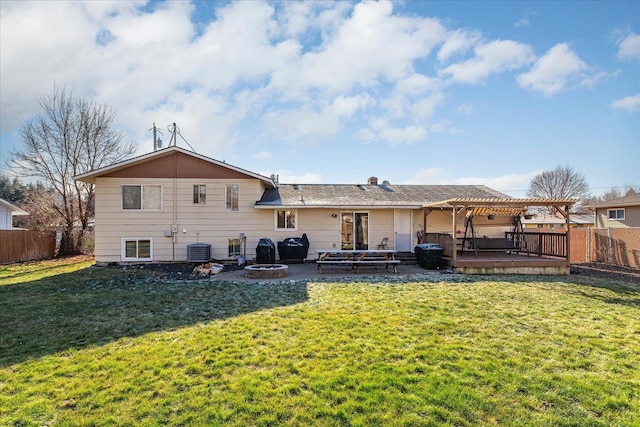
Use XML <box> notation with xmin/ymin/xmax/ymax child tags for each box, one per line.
<box><xmin>377</xmin><ymin>237</ymin><xmax>389</xmax><ymax>249</ymax></box>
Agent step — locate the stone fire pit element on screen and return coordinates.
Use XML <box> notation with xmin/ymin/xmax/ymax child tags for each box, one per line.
<box><xmin>244</xmin><ymin>264</ymin><xmax>289</xmax><ymax>279</ymax></box>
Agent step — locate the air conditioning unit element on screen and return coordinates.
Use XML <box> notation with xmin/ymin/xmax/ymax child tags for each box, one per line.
<box><xmin>187</xmin><ymin>243</ymin><xmax>211</xmax><ymax>262</ymax></box>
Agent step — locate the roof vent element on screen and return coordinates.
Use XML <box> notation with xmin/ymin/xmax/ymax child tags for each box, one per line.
<box><xmin>367</xmin><ymin>176</ymin><xmax>378</xmax><ymax>185</ymax></box>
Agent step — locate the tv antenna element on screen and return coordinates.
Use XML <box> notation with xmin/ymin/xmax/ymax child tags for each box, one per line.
<box><xmin>150</xmin><ymin>123</ymin><xmax>164</xmax><ymax>151</ymax></box>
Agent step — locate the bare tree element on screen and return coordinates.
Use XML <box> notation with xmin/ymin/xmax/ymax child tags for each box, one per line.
<box><xmin>10</xmin><ymin>87</ymin><xmax>135</xmax><ymax>254</ymax></box>
<box><xmin>527</xmin><ymin>165</ymin><xmax>590</xmax><ymax>213</ymax></box>
<box><xmin>13</xmin><ymin>183</ymin><xmax>65</xmax><ymax>232</ymax></box>
<box><xmin>582</xmin><ymin>184</ymin><xmax>639</xmax><ymax>206</ymax></box>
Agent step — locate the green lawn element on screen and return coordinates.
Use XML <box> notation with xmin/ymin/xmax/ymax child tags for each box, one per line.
<box><xmin>1</xmin><ymin>257</ymin><xmax>638</xmax><ymax>426</ymax></box>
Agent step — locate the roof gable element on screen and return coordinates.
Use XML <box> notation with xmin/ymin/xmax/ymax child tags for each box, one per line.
<box><xmin>101</xmin><ymin>151</ymin><xmax>251</xmax><ymax>180</ymax></box>
<box><xmin>74</xmin><ymin>146</ymin><xmax>275</xmax><ymax>187</ymax></box>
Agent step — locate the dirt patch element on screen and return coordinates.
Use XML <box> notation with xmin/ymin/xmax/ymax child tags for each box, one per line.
<box><xmin>102</xmin><ymin>261</ymin><xmax>639</xmax><ymax>287</ymax></box>
<box><xmin>570</xmin><ymin>263</ymin><xmax>640</xmax><ymax>287</ymax></box>
<box><xmin>104</xmin><ymin>262</ymin><xmax>244</xmax><ymax>281</ymax></box>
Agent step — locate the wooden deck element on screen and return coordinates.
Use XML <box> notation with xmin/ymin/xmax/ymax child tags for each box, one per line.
<box><xmin>443</xmin><ymin>253</ymin><xmax>569</xmax><ymax>275</ymax></box>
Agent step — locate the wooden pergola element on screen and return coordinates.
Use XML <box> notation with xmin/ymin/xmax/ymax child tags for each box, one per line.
<box><xmin>423</xmin><ymin>197</ymin><xmax>578</xmax><ymax>273</ymax></box>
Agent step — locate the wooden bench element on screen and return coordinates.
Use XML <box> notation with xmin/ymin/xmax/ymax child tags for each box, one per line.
<box><xmin>316</xmin><ymin>259</ymin><xmax>401</xmax><ymax>273</ymax></box>
<box><xmin>315</xmin><ymin>250</ymin><xmax>400</xmax><ymax>273</ymax></box>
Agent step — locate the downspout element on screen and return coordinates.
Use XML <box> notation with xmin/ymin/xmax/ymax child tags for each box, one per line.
<box><xmin>172</xmin><ymin>152</ymin><xmax>177</xmax><ymax>261</ymax></box>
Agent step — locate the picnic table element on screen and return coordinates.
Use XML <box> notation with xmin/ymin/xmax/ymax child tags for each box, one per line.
<box><xmin>315</xmin><ymin>249</ymin><xmax>400</xmax><ymax>273</ymax></box>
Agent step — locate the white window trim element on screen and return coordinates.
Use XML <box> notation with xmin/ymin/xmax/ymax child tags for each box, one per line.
<box><xmin>193</xmin><ymin>184</ymin><xmax>206</xmax><ymax>205</ymax></box>
<box><xmin>228</xmin><ymin>238</ymin><xmax>242</xmax><ymax>258</ymax></box>
<box><xmin>607</xmin><ymin>208</ymin><xmax>625</xmax><ymax>220</ymax></box>
<box><xmin>275</xmin><ymin>209</ymin><xmax>298</xmax><ymax>231</ymax></box>
<box><xmin>121</xmin><ymin>238</ymin><xmax>154</xmax><ymax>261</ymax></box>
<box><xmin>121</xmin><ymin>185</ymin><xmax>163</xmax><ymax>211</ymax></box>
<box><xmin>225</xmin><ymin>184</ymin><xmax>239</xmax><ymax>211</ymax></box>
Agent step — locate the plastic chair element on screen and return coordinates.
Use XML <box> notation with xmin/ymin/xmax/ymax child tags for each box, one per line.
<box><xmin>377</xmin><ymin>237</ymin><xmax>389</xmax><ymax>249</ymax></box>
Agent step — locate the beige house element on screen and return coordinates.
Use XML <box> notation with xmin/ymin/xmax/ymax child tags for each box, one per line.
<box><xmin>74</xmin><ymin>146</ymin><xmax>510</xmax><ymax>264</ymax></box>
<box><xmin>586</xmin><ymin>194</ymin><xmax>640</xmax><ymax>228</ymax></box>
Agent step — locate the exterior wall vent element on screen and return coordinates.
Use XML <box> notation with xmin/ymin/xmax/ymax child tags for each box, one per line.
<box><xmin>187</xmin><ymin>243</ymin><xmax>211</xmax><ymax>262</ymax></box>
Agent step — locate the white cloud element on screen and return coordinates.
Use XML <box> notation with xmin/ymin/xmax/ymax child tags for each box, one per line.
<box><xmin>358</xmin><ymin>118</ymin><xmax>428</xmax><ymax>146</ymax></box>
<box><xmin>382</xmin><ymin>74</ymin><xmax>444</xmax><ymax>120</ymax></box>
<box><xmin>617</xmin><ymin>32</ymin><xmax>640</xmax><ymax>61</ymax></box>
<box><xmin>455</xmin><ymin>172</ymin><xmax>538</xmax><ymax>194</ymax></box>
<box><xmin>437</xmin><ymin>28</ymin><xmax>482</xmax><ymax>62</ymax></box>
<box><xmin>403</xmin><ymin>169</ymin><xmax>540</xmax><ymax>194</ymax></box>
<box><xmin>401</xmin><ymin>167</ymin><xmax>447</xmax><ymax>184</ymax></box>
<box><xmin>266</xmin><ymin>93</ymin><xmax>374</xmax><ymax>141</ymax></box>
<box><xmin>272</xmin><ymin>0</ymin><xmax>446</xmax><ymax>95</ymax></box>
<box><xmin>610</xmin><ymin>94</ymin><xmax>640</xmax><ymax>112</ymax></box>
<box><xmin>410</xmin><ymin>93</ymin><xmax>445</xmax><ymax>120</ymax></box>
<box><xmin>517</xmin><ymin>43</ymin><xmax>589</xmax><ymax>97</ymax></box>
<box><xmin>457</xmin><ymin>103</ymin><xmax>474</xmax><ymax>115</ymax></box>
<box><xmin>273</xmin><ymin>171</ymin><xmax>323</xmax><ymax>184</ymax></box>
<box><xmin>441</xmin><ymin>40</ymin><xmax>535</xmax><ymax>84</ymax></box>
<box><xmin>253</xmin><ymin>151</ymin><xmax>272</xmax><ymax>161</ymax></box>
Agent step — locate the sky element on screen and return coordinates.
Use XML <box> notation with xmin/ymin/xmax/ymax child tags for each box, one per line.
<box><xmin>1</xmin><ymin>0</ymin><xmax>638</xmax><ymax>197</ymax></box>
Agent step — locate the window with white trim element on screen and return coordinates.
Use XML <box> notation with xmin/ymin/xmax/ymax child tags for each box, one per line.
<box><xmin>122</xmin><ymin>238</ymin><xmax>153</xmax><ymax>261</ymax></box>
<box><xmin>228</xmin><ymin>238</ymin><xmax>241</xmax><ymax>257</ymax></box>
<box><xmin>276</xmin><ymin>209</ymin><xmax>297</xmax><ymax>230</ymax></box>
<box><xmin>193</xmin><ymin>185</ymin><xmax>206</xmax><ymax>204</ymax></box>
<box><xmin>122</xmin><ymin>185</ymin><xmax>162</xmax><ymax>210</ymax></box>
<box><xmin>607</xmin><ymin>209</ymin><xmax>625</xmax><ymax>220</ymax></box>
<box><xmin>226</xmin><ymin>184</ymin><xmax>238</xmax><ymax>211</ymax></box>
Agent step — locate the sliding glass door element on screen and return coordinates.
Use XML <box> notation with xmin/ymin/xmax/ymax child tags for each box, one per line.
<box><xmin>341</xmin><ymin>212</ymin><xmax>369</xmax><ymax>250</ymax></box>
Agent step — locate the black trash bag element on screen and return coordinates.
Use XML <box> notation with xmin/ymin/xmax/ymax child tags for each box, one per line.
<box><xmin>414</xmin><ymin>243</ymin><xmax>443</xmax><ymax>269</ymax></box>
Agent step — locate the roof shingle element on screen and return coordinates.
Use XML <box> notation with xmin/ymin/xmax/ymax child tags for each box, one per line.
<box><xmin>256</xmin><ymin>184</ymin><xmax>509</xmax><ymax>208</ymax></box>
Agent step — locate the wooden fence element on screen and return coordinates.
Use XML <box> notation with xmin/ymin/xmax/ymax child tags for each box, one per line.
<box><xmin>426</xmin><ymin>228</ymin><xmax>640</xmax><ymax>270</ymax></box>
<box><xmin>591</xmin><ymin>228</ymin><xmax>640</xmax><ymax>270</ymax></box>
<box><xmin>0</xmin><ymin>230</ymin><xmax>57</xmax><ymax>264</ymax></box>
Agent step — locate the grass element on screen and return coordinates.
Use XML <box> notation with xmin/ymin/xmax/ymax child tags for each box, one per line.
<box><xmin>1</xmin><ymin>257</ymin><xmax>639</xmax><ymax>426</ymax></box>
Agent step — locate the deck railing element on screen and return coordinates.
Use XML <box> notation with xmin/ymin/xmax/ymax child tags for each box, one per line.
<box><xmin>424</xmin><ymin>231</ymin><xmax>568</xmax><ymax>259</ymax></box>
<box><xmin>506</xmin><ymin>231</ymin><xmax>567</xmax><ymax>258</ymax></box>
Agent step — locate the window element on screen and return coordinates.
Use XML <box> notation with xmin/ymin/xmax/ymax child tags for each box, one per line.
<box><xmin>122</xmin><ymin>238</ymin><xmax>152</xmax><ymax>261</ymax></box>
<box><xmin>193</xmin><ymin>185</ymin><xmax>206</xmax><ymax>204</ymax></box>
<box><xmin>228</xmin><ymin>238</ymin><xmax>241</xmax><ymax>257</ymax></box>
<box><xmin>226</xmin><ymin>184</ymin><xmax>238</xmax><ymax>211</ymax></box>
<box><xmin>276</xmin><ymin>209</ymin><xmax>296</xmax><ymax>230</ymax></box>
<box><xmin>122</xmin><ymin>185</ymin><xmax>162</xmax><ymax>210</ymax></box>
<box><xmin>608</xmin><ymin>209</ymin><xmax>625</xmax><ymax>220</ymax></box>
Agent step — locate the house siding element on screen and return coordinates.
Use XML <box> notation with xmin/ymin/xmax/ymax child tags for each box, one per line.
<box><xmin>595</xmin><ymin>206</ymin><xmax>640</xmax><ymax>228</ymax></box>
<box><xmin>94</xmin><ymin>177</ymin><xmax>272</xmax><ymax>262</ymax></box>
<box><xmin>94</xmin><ymin>175</ymin><xmax>416</xmax><ymax>262</ymax></box>
<box><xmin>0</xmin><ymin>205</ymin><xmax>12</xmax><ymax>230</ymax></box>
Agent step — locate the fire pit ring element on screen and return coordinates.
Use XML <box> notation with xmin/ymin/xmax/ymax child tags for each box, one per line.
<box><xmin>244</xmin><ymin>264</ymin><xmax>289</xmax><ymax>279</ymax></box>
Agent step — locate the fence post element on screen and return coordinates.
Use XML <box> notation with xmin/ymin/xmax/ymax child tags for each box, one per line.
<box><xmin>607</xmin><ymin>228</ymin><xmax>613</xmax><ymax>264</ymax></box>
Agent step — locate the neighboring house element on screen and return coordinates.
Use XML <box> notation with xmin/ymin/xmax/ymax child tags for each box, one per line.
<box><xmin>0</xmin><ymin>197</ymin><xmax>28</xmax><ymax>230</ymax></box>
<box><xmin>586</xmin><ymin>194</ymin><xmax>640</xmax><ymax>228</ymax></box>
<box><xmin>74</xmin><ymin>146</ymin><xmax>510</xmax><ymax>264</ymax></box>
<box><xmin>522</xmin><ymin>213</ymin><xmax>594</xmax><ymax>230</ymax></box>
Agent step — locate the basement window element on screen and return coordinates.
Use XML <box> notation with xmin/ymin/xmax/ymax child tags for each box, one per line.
<box><xmin>228</xmin><ymin>238</ymin><xmax>241</xmax><ymax>258</ymax></box>
<box><xmin>122</xmin><ymin>238</ymin><xmax>153</xmax><ymax>261</ymax></box>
